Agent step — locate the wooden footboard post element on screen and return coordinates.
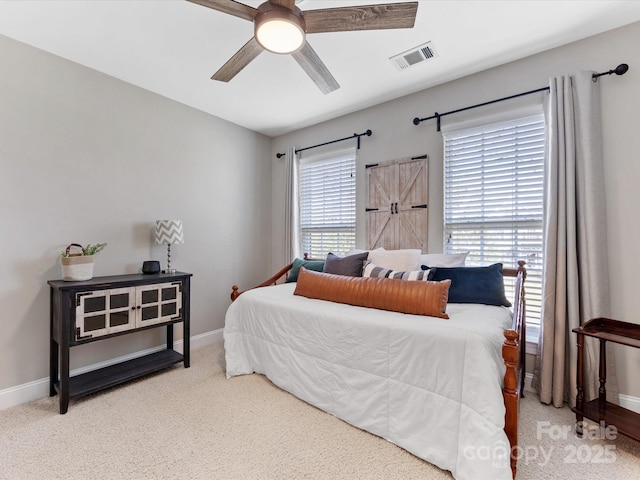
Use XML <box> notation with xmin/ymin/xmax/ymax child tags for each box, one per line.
<box><xmin>501</xmin><ymin>261</ymin><xmax>526</xmax><ymax>480</ymax></box>
<box><xmin>503</xmin><ymin>329</ymin><xmax>519</xmax><ymax>479</ymax></box>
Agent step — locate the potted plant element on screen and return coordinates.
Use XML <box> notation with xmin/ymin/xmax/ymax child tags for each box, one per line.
<box><xmin>60</xmin><ymin>243</ymin><xmax>107</xmax><ymax>281</ymax></box>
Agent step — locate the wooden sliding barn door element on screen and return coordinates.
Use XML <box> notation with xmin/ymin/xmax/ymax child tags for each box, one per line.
<box><xmin>366</xmin><ymin>156</ymin><xmax>428</xmax><ymax>252</ymax></box>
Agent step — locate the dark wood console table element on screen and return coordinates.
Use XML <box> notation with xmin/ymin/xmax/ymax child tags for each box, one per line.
<box><xmin>49</xmin><ymin>272</ymin><xmax>192</xmax><ymax>414</ymax></box>
<box><xmin>572</xmin><ymin>317</ymin><xmax>640</xmax><ymax>441</ymax></box>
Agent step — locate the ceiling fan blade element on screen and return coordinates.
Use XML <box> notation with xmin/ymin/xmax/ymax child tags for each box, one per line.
<box><xmin>303</xmin><ymin>2</ymin><xmax>418</xmax><ymax>34</ymax></box>
<box><xmin>186</xmin><ymin>0</ymin><xmax>257</xmax><ymax>22</ymax></box>
<box><xmin>269</xmin><ymin>0</ymin><xmax>296</xmax><ymax>9</ymax></box>
<box><xmin>212</xmin><ymin>37</ymin><xmax>263</xmax><ymax>82</ymax></box>
<box><xmin>292</xmin><ymin>41</ymin><xmax>340</xmax><ymax>94</ymax></box>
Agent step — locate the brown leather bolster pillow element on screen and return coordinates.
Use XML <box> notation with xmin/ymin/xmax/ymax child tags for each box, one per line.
<box><xmin>294</xmin><ymin>268</ymin><xmax>451</xmax><ymax>319</ymax></box>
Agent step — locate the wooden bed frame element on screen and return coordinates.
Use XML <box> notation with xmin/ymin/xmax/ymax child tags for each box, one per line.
<box><xmin>230</xmin><ymin>259</ymin><xmax>527</xmax><ymax>479</ymax></box>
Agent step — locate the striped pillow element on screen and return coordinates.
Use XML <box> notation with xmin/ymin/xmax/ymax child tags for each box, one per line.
<box><xmin>363</xmin><ymin>262</ymin><xmax>431</xmax><ymax>281</ymax></box>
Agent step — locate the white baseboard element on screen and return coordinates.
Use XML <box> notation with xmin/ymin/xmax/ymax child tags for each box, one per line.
<box><xmin>525</xmin><ymin>372</ymin><xmax>535</xmax><ymax>393</ymax></box>
<box><xmin>523</xmin><ymin>373</ymin><xmax>640</xmax><ymax>414</ymax></box>
<box><xmin>619</xmin><ymin>393</ymin><xmax>640</xmax><ymax>414</ymax></box>
<box><xmin>180</xmin><ymin>328</ymin><xmax>224</xmax><ymax>352</ymax></box>
<box><xmin>0</xmin><ymin>328</ymin><xmax>223</xmax><ymax>412</ymax></box>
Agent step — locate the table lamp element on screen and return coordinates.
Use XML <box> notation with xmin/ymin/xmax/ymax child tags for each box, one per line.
<box><xmin>155</xmin><ymin>220</ymin><xmax>184</xmax><ymax>273</ymax></box>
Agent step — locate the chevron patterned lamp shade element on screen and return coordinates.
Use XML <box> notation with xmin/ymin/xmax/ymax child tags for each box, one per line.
<box><xmin>155</xmin><ymin>220</ymin><xmax>184</xmax><ymax>273</ymax></box>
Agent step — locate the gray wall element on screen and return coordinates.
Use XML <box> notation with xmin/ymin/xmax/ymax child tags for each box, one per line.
<box><xmin>3</xmin><ymin>20</ymin><xmax>639</xmax><ymax>403</ymax></box>
<box><xmin>272</xmin><ymin>22</ymin><xmax>640</xmax><ymax>398</ymax></box>
<box><xmin>0</xmin><ymin>34</ymin><xmax>272</xmax><ymax>391</ymax></box>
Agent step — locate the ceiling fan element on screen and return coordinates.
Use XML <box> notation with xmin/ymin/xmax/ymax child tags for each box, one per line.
<box><xmin>187</xmin><ymin>0</ymin><xmax>419</xmax><ymax>94</ymax></box>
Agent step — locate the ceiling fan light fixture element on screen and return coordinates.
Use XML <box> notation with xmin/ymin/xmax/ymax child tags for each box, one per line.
<box><xmin>255</xmin><ymin>4</ymin><xmax>306</xmax><ymax>54</ymax></box>
<box><xmin>196</xmin><ymin>0</ymin><xmax>419</xmax><ymax>94</ymax></box>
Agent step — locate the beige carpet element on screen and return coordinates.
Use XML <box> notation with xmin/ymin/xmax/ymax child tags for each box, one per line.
<box><xmin>1</xmin><ymin>341</ymin><xmax>639</xmax><ymax>480</ymax></box>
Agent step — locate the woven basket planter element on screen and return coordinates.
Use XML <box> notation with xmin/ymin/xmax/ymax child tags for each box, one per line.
<box><xmin>61</xmin><ymin>244</ymin><xmax>95</xmax><ymax>281</ymax></box>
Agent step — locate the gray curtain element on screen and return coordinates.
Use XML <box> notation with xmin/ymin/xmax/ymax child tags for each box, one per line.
<box><xmin>283</xmin><ymin>146</ymin><xmax>300</xmax><ymax>263</ymax></box>
<box><xmin>533</xmin><ymin>72</ymin><xmax>617</xmax><ymax>408</ymax></box>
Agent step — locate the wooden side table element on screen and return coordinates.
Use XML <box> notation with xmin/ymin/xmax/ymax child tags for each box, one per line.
<box><xmin>572</xmin><ymin>317</ymin><xmax>640</xmax><ymax>441</ymax></box>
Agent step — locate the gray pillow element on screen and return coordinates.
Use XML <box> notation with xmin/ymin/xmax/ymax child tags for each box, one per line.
<box><xmin>322</xmin><ymin>252</ymin><xmax>369</xmax><ymax>277</ymax></box>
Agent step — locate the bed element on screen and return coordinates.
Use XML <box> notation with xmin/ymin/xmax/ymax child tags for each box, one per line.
<box><xmin>224</xmin><ymin>256</ymin><xmax>526</xmax><ymax>480</ymax></box>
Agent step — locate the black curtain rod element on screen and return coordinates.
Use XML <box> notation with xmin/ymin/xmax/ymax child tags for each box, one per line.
<box><xmin>412</xmin><ymin>63</ymin><xmax>629</xmax><ymax>131</ymax></box>
<box><xmin>276</xmin><ymin>129</ymin><xmax>372</xmax><ymax>158</ymax></box>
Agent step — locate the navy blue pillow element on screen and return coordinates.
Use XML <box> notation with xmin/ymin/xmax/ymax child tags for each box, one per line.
<box><xmin>429</xmin><ymin>263</ymin><xmax>511</xmax><ymax>307</ymax></box>
<box><xmin>286</xmin><ymin>258</ymin><xmax>325</xmax><ymax>283</ymax></box>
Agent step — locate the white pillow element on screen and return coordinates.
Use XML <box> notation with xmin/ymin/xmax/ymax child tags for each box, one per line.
<box><xmin>367</xmin><ymin>248</ymin><xmax>421</xmax><ymax>271</ymax></box>
<box><xmin>420</xmin><ymin>252</ymin><xmax>469</xmax><ymax>268</ymax></box>
<box><xmin>343</xmin><ymin>248</ymin><xmax>369</xmax><ymax>257</ymax></box>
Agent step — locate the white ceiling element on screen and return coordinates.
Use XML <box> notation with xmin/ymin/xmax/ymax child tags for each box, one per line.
<box><xmin>0</xmin><ymin>0</ymin><xmax>639</xmax><ymax>137</ymax></box>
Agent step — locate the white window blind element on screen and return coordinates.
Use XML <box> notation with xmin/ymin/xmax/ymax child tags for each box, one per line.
<box><xmin>443</xmin><ymin>114</ymin><xmax>545</xmax><ymax>328</ymax></box>
<box><xmin>299</xmin><ymin>149</ymin><xmax>356</xmax><ymax>259</ymax></box>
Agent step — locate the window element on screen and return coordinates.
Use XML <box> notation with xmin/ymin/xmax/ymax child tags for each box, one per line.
<box><xmin>298</xmin><ymin>148</ymin><xmax>356</xmax><ymax>259</ymax></box>
<box><xmin>443</xmin><ymin>114</ymin><xmax>545</xmax><ymax>335</ymax></box>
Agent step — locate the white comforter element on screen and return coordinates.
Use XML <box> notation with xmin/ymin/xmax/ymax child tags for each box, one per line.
<box><xmin>224</xmin><ymin>283</ymin><xmax>514</xmax><ymax>480</ymax></box>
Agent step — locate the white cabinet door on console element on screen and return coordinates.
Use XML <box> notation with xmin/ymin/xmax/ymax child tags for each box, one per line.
<box><xmin>75</xmin><ymin>287</ymin><xmax>136</xmax><ymax>341</ymax></box>
<box><xmin>136</xmin><ymin>282</ymin><xmax>182</xmax><ymax>328</ymax></box>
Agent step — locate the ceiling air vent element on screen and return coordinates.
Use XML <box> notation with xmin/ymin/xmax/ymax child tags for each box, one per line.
<box><xmin>390</xmin><ymin>42</ymin><xmax>438</xmax><ymax>71</ymax></box>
